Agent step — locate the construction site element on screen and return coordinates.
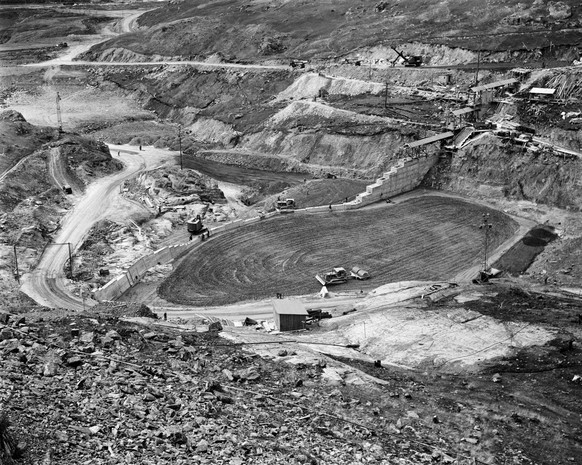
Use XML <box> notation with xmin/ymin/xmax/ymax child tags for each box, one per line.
<box><xmin>1</xmin><ymin>0</ymin><xmax>582</xmax><ymax>464</ymax></box>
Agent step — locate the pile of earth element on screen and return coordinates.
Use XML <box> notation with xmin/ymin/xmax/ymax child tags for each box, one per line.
<box><xmin>0</xmin><ymin>110</ymin><xmax>55</xmax><ymax>175</ymax></box>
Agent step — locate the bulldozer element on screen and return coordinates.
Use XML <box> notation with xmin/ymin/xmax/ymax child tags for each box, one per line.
<box><xmin>276</xmin><ymin>198</ymin><xmax>296</xmax><ymax>212</ymax></box>
<box><xmin>316</xmin><ymin>267</ymin><xmax>349</xmax><ymax>286</ymax></box>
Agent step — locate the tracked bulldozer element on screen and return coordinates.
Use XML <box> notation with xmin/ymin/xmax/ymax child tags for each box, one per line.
<box><xmin>316</xmin><ymin>267</ymin><xmax>349</xmax><ymax>286</ymax></box>
<box><xmin>276</xmin><ymin>198</ymin><xmax>296</xmax><ymax>213</ymax></box>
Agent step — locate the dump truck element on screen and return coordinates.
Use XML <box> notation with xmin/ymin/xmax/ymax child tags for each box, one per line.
<box><xmin>276</xmin><ymin>198</ymin><xmax>296</xmax><ymax>212</ymax></box>
<box><xmin>186</xmin><ymin>215</ymin><xmax>205</xmax><ymax>235</ymax></box>
<box><xmin>351</xmin><ymin>266</ymin><xmax>370</xmax><ymax>280</ymax></box>
<box><xmin>316</xmin><ymin>267</ymin><xmax>349</xmax><ymax>286</ymax></box>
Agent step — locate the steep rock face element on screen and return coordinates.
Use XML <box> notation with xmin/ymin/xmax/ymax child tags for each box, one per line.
<box><xmin>241</xmin><ymin>128</ymin><xmax>410</xmax><ymax>177</ymax></box>
<box><xmin>430</xmin><ymin>134</ymin><xmax>582</xmax><ymax>210</ymax></box>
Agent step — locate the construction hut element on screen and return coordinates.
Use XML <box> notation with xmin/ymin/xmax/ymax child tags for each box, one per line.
<box><xmin>528</xmin><ymin>87</ymin><xmax>556</xmax><ymax>101</ymax></box>
<box><xmin>272</xmin><ymin>299</ymin><xmax>308</xmax><ymax>331</ymax></box>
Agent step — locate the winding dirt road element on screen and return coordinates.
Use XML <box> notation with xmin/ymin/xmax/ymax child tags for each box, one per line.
<box><xmin>20</xmin><ymin>145</ymin><xmax>175</xmax><ymax>310</ymax></box>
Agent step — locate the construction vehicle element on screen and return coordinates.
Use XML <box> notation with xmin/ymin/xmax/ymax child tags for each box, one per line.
<box><xmin>316</xmin><ymin>267</ymin><xmax>349</xmax><ymax>286</ymax></box>
<box><xmin>306</xmin><ymin>308</ymin><xmax>332</xmax><ymax>323</ymax></box>
<box><xmin>350</xmin><ymin>266</ymin><xmax>370</xmax><ymax>280</ymax></box>
<box><xmin>391</xmin><ymin>47</ymin><xmax>423</xmax><ymax>67</ymax></box>
<box><xmin>186</xmin><ymin>215</ymin><xmax>206</xmax><ymax>235</ymax></box>
<box><xmin>290</xmin><ymin>60</ymin><xmax>308</xmax><ymax>69</ymax></box>
<box><xmin>276</xmin><ymin>198</ymin><xmax>296</xmax><ymax>212</ymax></box>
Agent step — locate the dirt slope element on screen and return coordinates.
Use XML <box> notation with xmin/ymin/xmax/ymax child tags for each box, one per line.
<box><xmin>82</xmin><ymin>0</ymin><xmax>582</xmax><ymax>63</ymax></box>
<box><xmin>0</xmin><ymin>110</ymin><xmax>55</xmax><ymax>178</ymax></box>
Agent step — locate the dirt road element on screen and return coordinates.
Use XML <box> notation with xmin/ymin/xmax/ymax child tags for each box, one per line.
<box><xmin>20</xmin><ymin>145</ymin><xmax>176</xmax><ymax>310</ymax></box>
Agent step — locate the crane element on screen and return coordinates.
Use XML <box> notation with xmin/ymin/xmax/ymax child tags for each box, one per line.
<box><xmin>56</xmin><ymin>92</ymin><xmax>63</xmax><ymax>132</ymax></box>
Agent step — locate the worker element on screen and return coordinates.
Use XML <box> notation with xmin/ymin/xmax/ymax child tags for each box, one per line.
<box><xmin>329</xmin><ymin>204</ymin><xmax>332</xmax><ymax>211</ymax></box>
<box><xmin>139</xmin><ymin>144</ymin><xmax>142</xmax><ymax>151</ymax></box>
<box><xmin>164</xmin><ymin>312</ymin><xmax>167</xmax><ymax>321</ymax></box>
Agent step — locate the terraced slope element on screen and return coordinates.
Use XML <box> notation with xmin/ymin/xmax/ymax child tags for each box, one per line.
<box><xmin>159</xmin><ymin>196</ymin><xmax>518</xmax><ymax>306</ymax></box>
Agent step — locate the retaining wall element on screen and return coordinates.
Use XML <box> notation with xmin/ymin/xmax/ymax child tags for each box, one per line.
<box><xmin>93</xmin><ymin>155</ymin><xmax>437</xmax><ymax>302</ymax></box>
<box><xmin>353</xmin><ymin>154</ymin><xmax>438</xmax><ymax>207</ymax></box>
<box><xmin>92</xmin><ymin>212</ymin><xmax>281</xmax><ymax>302</ymax></box>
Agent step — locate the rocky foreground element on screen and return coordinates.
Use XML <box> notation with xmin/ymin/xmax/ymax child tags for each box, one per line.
<box><xmin>0</xmin><ymin>299</ymin><xmax>580</xmax><ymax>465</ymax></box>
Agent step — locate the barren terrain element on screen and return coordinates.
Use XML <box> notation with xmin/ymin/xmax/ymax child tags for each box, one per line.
<box><xmin>159</xmin><ymin>196</ymin><xmax>517</xmax><ymax>306</ymax></box>
<box><xmin>1</xmin><ymin>1</ymin><xmax>582</xmax><ymax>464</ymax></box>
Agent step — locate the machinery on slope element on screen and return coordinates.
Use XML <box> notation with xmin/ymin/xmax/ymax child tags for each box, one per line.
<box><xmin>316</xmin><ymin>266</ymin><xmax>371</xmax><ymax>286</ymax></box>
<box><xmin>276</xmin><ymin>198</ymin><xmax>296</xmax><ymax>213</ymax></box>
<box><xmin>350</xmin><ymin>266</ymin><xmax>370</xmax><ymax>280</ymax></box>
<box><xmin>186</xmin><ymin>215</ymin><xmax>207</xmax><ymax>235</ymax></box>
<box><xmin>391</xmin><ymin>47</ymin><xmax>423</xmax><ymax>67</ymax></box>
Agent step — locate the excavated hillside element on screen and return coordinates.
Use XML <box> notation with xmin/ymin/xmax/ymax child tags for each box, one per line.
<box><xmin>425</xmin><ymin>68</ymin><xmax>582</xmax><ymax>211</ymax></box>
<box><xmin>433</xmin><ymin>134</ymin><xmax>582</xmax><ymax>208</ymax></box>
<box><xmin>0</xmin><ymin>113</ymin><xmax>121</xmax><ymax>309</ymax></box>
<box><xmin>81</xmin><ymin>0</ymin><xmax>582</xmax><ymax>64</ymax></box>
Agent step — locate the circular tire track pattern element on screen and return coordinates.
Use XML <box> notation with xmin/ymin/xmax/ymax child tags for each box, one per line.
<box><xmin>160</xmin><ymin>196</ymin><xmax>518</xmax><ymax>306</ymax></box>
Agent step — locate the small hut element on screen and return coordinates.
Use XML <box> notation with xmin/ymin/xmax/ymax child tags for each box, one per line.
<box><xmin>272</xmin><ymin>299</ymin><xmax>308</xmax><ymax>331</ymax></box>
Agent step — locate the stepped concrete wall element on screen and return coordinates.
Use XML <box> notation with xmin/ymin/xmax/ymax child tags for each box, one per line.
<box><xmin>353</xmin><ymin>154</ymin><xmax>438</xmax><ymax>207</ymax></box>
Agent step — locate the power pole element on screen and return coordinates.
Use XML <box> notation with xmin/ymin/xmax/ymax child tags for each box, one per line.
<box><xmin>56</xmin><ymin>92</ymin><xmax>63</xmax><ymax>133</ymax></box>
<box><xmin>13</xmin><ymin>244</ymin><xmax>19</xmax><ymax>283</ymax></box>
<box><xmin>68</xmin><ymin>242</ymin><xmax>73</xmax><ymax>278</ymax></box>
<box><xmin>474</xmin><ymin>49</ymin><xmax>481</xmax><ymax>87</ymax></box>
<box><xmin>479</xmin><ymin>213</ymin><xmax>493</xmax><ymax>271</ymax></box>
<box><xmin>178</xmin><ymin>125</ymin><xmax>183</xmax><ymax>170</ymax></box>
<box><xmin>384</xmin><ymin>81</ymin><xmax>389</xmax><ymax>110</ymax></box>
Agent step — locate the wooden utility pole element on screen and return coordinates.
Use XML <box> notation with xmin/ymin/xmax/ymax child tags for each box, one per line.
<box><xmin>13</xmin><ymin>244</ymin><xmax>19</xmax><ymax>283</ymax></box>
<box><xmin>479</xmin><ymin>213</ymin><xmax>493</xmax><ymax>271</ymax></box>
<box><xmin>56</xmin><ymin>92</ymin><xmax>63</xmax><ymax>133</ymax></box>
<box><xmin>178</xmin><ymin>125</ymin><xmax>183</xmax><ymax>170</ymax></box>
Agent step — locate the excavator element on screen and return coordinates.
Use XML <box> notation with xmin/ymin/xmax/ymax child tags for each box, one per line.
<box><xmin>391</xmin><ymin>47</ymin><xmax>423</xmax><ymax>67</ymax></box>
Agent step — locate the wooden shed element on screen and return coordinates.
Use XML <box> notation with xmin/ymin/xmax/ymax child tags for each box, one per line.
<box><xmin>272</xmin><ymin>299</ymin><xmax>308</xmax><ymax>332</ymax></box>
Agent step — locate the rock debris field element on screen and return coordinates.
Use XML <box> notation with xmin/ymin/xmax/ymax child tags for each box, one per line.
<box><xmin>0</xmin><ymin>306</ymin><xmax>477</xmax><ymax>465</ymax></box>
